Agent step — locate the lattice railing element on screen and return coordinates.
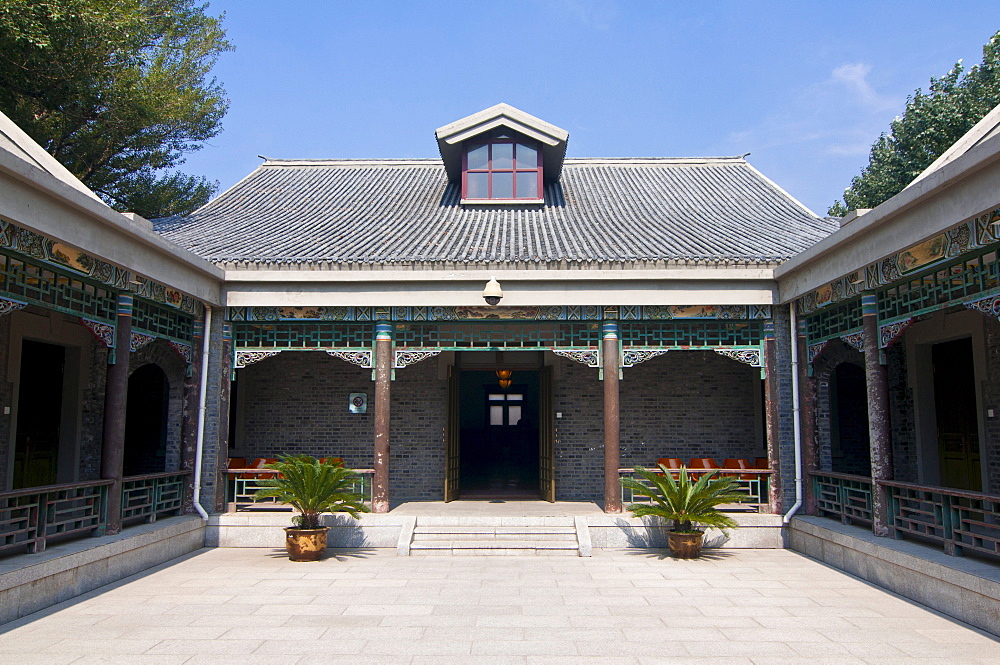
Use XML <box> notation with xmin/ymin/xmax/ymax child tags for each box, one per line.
<box><xmin>0</xmin><ymin>253</ymin><xmax>116</xmax><ymax>323</ymax></box>
<box><xmin>619</xmin><ymin>468</ymin><xmax>771</xmax><ymax>511</ymax></box>
<box><xmin>393</xmin><ymin>321</ymin><xmax>602</xmax><ymax>349</ymax></box>
<box><xmin>233</xmin><ymin>322</ymin><xmax>372</xmax><ymax>348</ymax></box>
<box><xmin>619</xmin><ymin>320</ymin><xmax>762</xmax><ymax>347</ymax></box>
<box><xmin>0</xmin><ymin>480</ymin><xmax>112</xmax><ymax>555</ymax></box>
<box><xmin>878</xmin><ymin>248</ymin><xmax>1000</xmax><ymax>322</ymax></box>
<box><xmin>884</xmin><ymin>480</ymin><xmax>1000</xmax><ymax>560</ymax></box>
<box><xmin>810</xmin><ymin>471</ymin><xmax>873</xmax><ymax>525</ymax></box>
<box><xmin>132</xmin><ymin>298</ymin><xmax>195</xmax><ymax>343</ymax></box>
<box><xmin>225</xmin><ymin>468</ymin><xmax>374</xmax><ymax>510</ymax></box>
<box><xmin>121</xmin><ymin>471</ymin><xmax>190</xmax><ymax>524</ymax></box>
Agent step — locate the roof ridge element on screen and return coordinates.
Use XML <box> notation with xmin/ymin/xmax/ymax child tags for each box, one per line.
<box><xmin>258</xmin><ymin>155</ymin><xmax>749</xmax><ymax>167</ymax></box>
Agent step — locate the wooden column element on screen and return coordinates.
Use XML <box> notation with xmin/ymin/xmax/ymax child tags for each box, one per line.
<box><xmin>762</xmin><ymin>320</ymin><xmax>783</xmax><ymax>513</ymax></box>
<box><xmin>179</xmin><ymin>317</ymin><xmax>203</xmax><ymax>515</ymax></box>
<box><xmin>862</xmin><ymin>293</ymin><xmax>893</xmax><ymax>536</ymax></box>
<box><xmin>373</xmin><ymin>322</ymin><xmax>393</xmax><ymax>513</ymax></box>
<box><xmin>602</xmin><ymin>321</ymin><xmax>621</xmax><ymax>513</ymax></box>
<box><xmin>213</xmin><ymin>321</ymin><xmax>233</xmax><ymax>513</ymax></box>
<box><xmin>100</xmin><ymin>293</ymin><xmax>133</xmax><ymax>535</ymax></box>
<box><xmin>798</xmin><ymin>319</ymin><xmax>819</xmax><ymax>514</ymax></box>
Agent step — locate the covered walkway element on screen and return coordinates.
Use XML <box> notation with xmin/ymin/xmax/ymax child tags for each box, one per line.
<box><xmin>1</xmin><ymin>547</ymin><xmax>997</xmax><ymax>663</ymax></box>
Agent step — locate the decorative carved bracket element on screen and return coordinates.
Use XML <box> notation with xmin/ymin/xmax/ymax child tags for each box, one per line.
<box><xmin>0</xmin><ymin>297</ymin><xmax>26</xmax><ymax>317</ymax></box>
<box><xmin>965</xmin><ymin>294</ymin><xmax>1000</xmax><ymax>320</ymax></box>
<box><xmin>840</xmin><ymin>331</ymin><xmax>864</xmax><ymax>353</ymax></box>
<box><xmin>326</xmin><ymin>350</ymin><xmax>373</xmax><ymax>368</ymax></box>
<box><xmin>130</xmin><ymin>332</ymin><xmax>157</xmax><ymax>352</ymax></box>
<box><xmin>235</xmin><ymin>349</ymin><xmax>281</xmax><ymax>369</ymax></box>
<box><xmin>80</xmin><ymin>318</ymin><xmax>115</xmax><ymax>348</ymax></box>
<box><xmin>552</xmin><ymin>348</ymin><xmax>600</xmax><ymax>368</ymax></box>
<box><xmin>879</xmin><ymin>318</ymin><xmax>912</xmax><ymax>349</ymax></box>
<box><xmin>169</xmin><ymin>341</ymin><xmax>193</xmax><ymax>365</ymax></box>
<box><xmin>807</xmin><ymin>340</ymin><xmax>830</xmax><ymax>364</ymax></box>
<box><xmin>714</xmin><ymin>348</ymin><xmax>762</xmax><ymax>367</ymax></box>
<box><xmin>621</xmin><ymin>349</ymin><xmax>669</xmax><ymax>368</ymax></box>
<box><xmin>394</xmin><ymin>349</ymin><xmax>440</xmax><ymax>369</ymax></box>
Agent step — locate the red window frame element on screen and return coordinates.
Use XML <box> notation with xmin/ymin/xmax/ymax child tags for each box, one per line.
<box><xmin>462</xmin><ymin>139</ymin><xmax>543</xmax><ymax>201</ymax></box>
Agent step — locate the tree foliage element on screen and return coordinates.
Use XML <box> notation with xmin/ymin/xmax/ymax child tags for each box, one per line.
<box><xmin>0</xmin><ymin>0</ymin><xmax>232</xmax><ymax>218</ymax></box>
<box><xmin>829</xmin><ymin>31</ymin><xmax>1000</xmax><ymax>217</ymax></box>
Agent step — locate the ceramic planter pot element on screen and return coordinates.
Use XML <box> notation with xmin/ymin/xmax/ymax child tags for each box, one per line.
<box><xmin>667</xmin><ymin>531</ymin><xmax>704</xmax><ymax>559</ymax></box>
<box><xmin>284</xmin><ymin>526</ymin><xmax>329</xmax><ymax>561</ymax></box>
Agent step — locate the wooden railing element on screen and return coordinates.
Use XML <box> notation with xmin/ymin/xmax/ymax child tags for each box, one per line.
<box><xmin>1</xmin><ymin>471</ymin><xmax>192</xmax><ymax>557</ymax></box>
<box><xmin>810</xmin><ymin>471</ymin><xmax>874</xmax><ymax>526</ymax></box>
<box><xmin>809</xmin><ymin>472</ymin><xmax>1000</xmax><ymax>562</ymax></box>
<box><xmin>0</xmin><ymin>480</ymin><xmax>112</xmax><ymax>555</ymax></box>
<box><xmin>884</xmin><ymin>480</ymin><xmax>1000</xmax><ymax>560</ymax></box>
<box><xmin>225</xmin><ymin>468</ymin><xmax>375</xmax><ymax>511</ymax></box>
<box><xmin>121</xmin><ymin>471</ymin><xmax>191</xmax><ymax>524</ymax></box>
<box><xmin>619</xmin><ymin>468</ymin><xmax>772</xmax><ymax>511</ymax></box>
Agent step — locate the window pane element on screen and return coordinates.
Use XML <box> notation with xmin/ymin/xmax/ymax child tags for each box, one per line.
<box><xmin>492</xmin><ymin>172</ymin><xmax>513</xmax><ymax>198</ymax></box>
<box><xmin>508</xmin><ymin>405</ymin><xmax>522</xmax><ymax>426</ymax></box>
<box><xmin>467</xmin><ymin>144</ymin><xmax>488</xmax><ymax>170</ymax></box>
<box><xmin>492</xmin><ymin>143</ymin><xmax>513</xmax><ymax>170</ymax></box>
<box><xmin>507</xmin><ymin>394</ymin><xmax>523</xmax><ymax>401</ymax></box>
<box><xmin>516</xmin><ymin>172</ymin><xmax>539</xmax><ymax>199</ymax></box>
<box><xmin>490</xmin><ymin>406</ymin><xmax>504</xmax><ymax>426</ymax></box>
<box><xmin>516</xmin><ymin>143</ymin><xmax>537</xmax><ymax>169</ymax></box>
<box><xmin>488</xmin><ymin>394</ymin><xmax>505</xmax><ymax>401</ymax></box>
<box><xmin>467</xmin><ymin>172</ymin><xmax>488</xmax><ymax>198</ymax></box>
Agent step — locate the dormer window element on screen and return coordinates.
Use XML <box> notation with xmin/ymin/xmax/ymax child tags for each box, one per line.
<box><xmin>462</xmin><ymin>132</ymin><xmax>543</xmax><ymax>202</ymax></box>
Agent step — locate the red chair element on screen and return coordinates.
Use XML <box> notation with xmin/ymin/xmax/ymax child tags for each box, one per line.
<box><xmin>656</xmin><ymin>458</ymin><xmax>683</xmax><ymax>470</ymax></box>
<box><xmin>753</xmin><ymin>457</ymin><xmax>769</xmax><ymax>469</ymax></box>
<box><xmin>724</xmin><ymin>458</ymin><xmax>754</xmax><ymax>481</ymax></box>
<box><xmin>318</xmin><ymin>457</ymin><xmax>344</xmax><ymax>466</ymax></box>
<box><xmin>687</xmin><ymin>458</ymin><xmax>719</xmax><ymax>479</ymax></box>
<box><xmin>250</xmin><ymin>457</ymin><xmax>279</xmax><ymax>478</ymax></box>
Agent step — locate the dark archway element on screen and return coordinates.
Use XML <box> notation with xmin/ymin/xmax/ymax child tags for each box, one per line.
<box><xmin>830</xmin><ymin>362</ymin><xmax>871</xmax><ymax>476</ymax></box>
<box><xmin>13</xmin><ymin>340</ymin><xmax>65</xmax><ymax>488</ymax></box>
<box><xmin>124</xmin><ymin>364</ymin><xmax>169</xmax><ymax>475</ymax></box>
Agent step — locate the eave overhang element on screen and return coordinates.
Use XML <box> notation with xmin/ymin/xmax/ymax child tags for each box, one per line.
<box><xmin>435</xmin><ymin>103</ymin><xmax>569</xmax><ymax>183</ymax></box>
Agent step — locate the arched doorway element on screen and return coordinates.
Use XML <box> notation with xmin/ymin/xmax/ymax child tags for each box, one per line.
<box><xmin>124</xmin><ymin>364</ymin><xmax>169</xmax><ymax>475</ymax></box>
<box><xmin>830</xmin><ymin>362</ymin><xmax>871</xmax><ymax>476</ymax></box>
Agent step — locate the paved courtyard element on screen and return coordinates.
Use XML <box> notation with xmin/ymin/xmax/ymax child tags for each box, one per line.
<box><xmin>0</xmin><ymin>547</ymin><xmax>997</xmax><ymax>664</ymax></box>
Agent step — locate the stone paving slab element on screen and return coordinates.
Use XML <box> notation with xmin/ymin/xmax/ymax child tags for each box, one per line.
<box><xmin>0</xmin><ymin>547</ymin><xmax>998</xmax><ymax>663</ymax></box>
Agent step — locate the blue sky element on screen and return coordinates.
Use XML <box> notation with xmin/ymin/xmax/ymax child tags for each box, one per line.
<box><xmin>184</xmin><ymin>1</ymin><xmax>1000</xmax><ymax>216</ymax></box>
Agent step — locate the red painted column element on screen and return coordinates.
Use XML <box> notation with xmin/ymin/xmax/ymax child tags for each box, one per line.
<box><xmin>762</xmin><ymin>320</ymin><xmax>783</xmax><ymax>513</ymax></box>
<box><xmin>372</xmin><ymin>322</ymin><xmax>393</xmax><ymax>513</ymax></box>
<box><xmin>798</xmin><ymin>319</ymin><xmax>819</xmax><ymax>514</ymax></box>
<box><xmin>603</xmin><ymin>321</ymin><xmax>622</xmax><ymax>513</ymax></box>
<box><xmin>862</xmin><ymin>292</ymin><xmax>893</xmax><ymax>536</ymax></box>
<box><xmin>100</xmin><ymin>293</ymin><xmax>133</xmax><ymax>535</ymax></box>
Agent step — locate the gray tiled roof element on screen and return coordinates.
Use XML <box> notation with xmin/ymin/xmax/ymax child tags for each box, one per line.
<box><xmin>155</xmin><ymin>157</ymin><xmax>836</xmax><ymax>267</ymax></box>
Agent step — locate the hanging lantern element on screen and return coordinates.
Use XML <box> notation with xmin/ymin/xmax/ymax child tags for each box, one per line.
<box><xmin>496</xmin><ymin>368</ymin><xmax>513</xmax><ymax>390</ymax></box>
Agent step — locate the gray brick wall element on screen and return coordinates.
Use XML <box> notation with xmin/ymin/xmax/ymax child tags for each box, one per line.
<box><xmin>886</xmin><ymin>343</ymin><xmax>918</xmax><ymax>483</ymax></box>
<box><xmin>773</xmin><ymin>306</ymin><xmax>796</xmax><ymax>509</ymax></box>
<box><xmin>129</xmin><ymin>339</ymin><xmax>188</xmax><ymax>472</ymax></box>
<box><xmin>79</xmin><ymin>337</ymin><xmax>107</xmax><ymax>481</ymax></box>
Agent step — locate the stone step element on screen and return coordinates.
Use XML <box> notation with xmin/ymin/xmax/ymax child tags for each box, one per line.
<box><xmin>405</xmin><ymin>518</ymin><xmax>585</xmax><ymax>556</ymax></box>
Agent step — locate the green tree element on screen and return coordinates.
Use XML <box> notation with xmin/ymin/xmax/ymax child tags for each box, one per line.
<box><xmin>0</xmin><ymin>0</ymin><xmax>232</xmax><ymax>218</ymax></box>
<box><xmin>829</xmin><ymin>30</ymin><xmax>1000</xmax><ymax>217</ymax></box>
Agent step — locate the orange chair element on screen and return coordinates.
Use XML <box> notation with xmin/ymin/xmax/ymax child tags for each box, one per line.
<box><xmin>688</xmin><ymin>457</ymin><xmax>719</xmax><ymax>479</ymax></box>
<box><xmin>318</xmin><ymin>457</ymin><xmax>344</xmax><ymax>466</ymax></box>
<box><xmin>724</xmin><ymin>458</ymin><xmax>754</xmax><ymax>481</ymax></box>
<box><xmin>753</xmin><ymin>457</ymin><xmax>769</xmax><ymax>469</ymax></box>
<box><xmin>656</xmin><ymin>458</ymin><xmax>683</xmax><ymax>470</ymax></box>
<box><xmin>228</xmin><ymin>457</ymin><xmax>251</xmax><ymax>479</ymax></box>
<box><xmin>250</xmin><ymin>457</ymin><xmax>279</xmax><ymax>478</ymax></box>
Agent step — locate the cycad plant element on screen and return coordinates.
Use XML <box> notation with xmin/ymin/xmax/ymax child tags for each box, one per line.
<box><xmin>254</xmin><ymin>455</ymin><xmax>369</xmax><ymax>529</ymax></box>
<box><xmin>622</xmin><ymin>465</ymin><xmax>745</xmax><ymax>533</ymax></box>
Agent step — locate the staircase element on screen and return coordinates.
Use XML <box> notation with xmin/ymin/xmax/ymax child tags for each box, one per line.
<box><xmin>401</xmin><ymin>516</ymin><xmax>591</xmax><ymax>556</ymax></box>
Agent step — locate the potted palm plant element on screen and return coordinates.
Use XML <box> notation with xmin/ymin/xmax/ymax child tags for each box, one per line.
<box><xmin>254</xmin><ymin>455</ymin><xmax>369</xmax><ymax>561</ymax></box>
<box><xmin>622</xmin><ymin>464</ymin><xmax>745</xmax><ymax>558</ymax></box>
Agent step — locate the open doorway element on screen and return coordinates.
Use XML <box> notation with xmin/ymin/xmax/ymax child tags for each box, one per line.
<box><xmin>13</xmin><ymin>340</ymin><xmax>65</xmax><ymax>489</ymax></box>
<box><xmin>830</xmin><ymin>362</ymin><xmax>871</xmax><ymax>476</ymax></box>
<box><xmin>458</xmin><ymin>369</ymin><xmax>540</xmax><ymax>498</ymax></box>
<box><xmin>124</xmin><ymin>364</ymin><xmax>170</xmax><ymax>476</ymax></box>
<box><xmin>932</xmin><ymin>338</ymin><xmax>981</xmax><ymax>491</ymax></box>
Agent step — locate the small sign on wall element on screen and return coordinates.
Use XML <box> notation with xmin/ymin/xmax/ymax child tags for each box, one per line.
<box><xmin>349</xmin><ymin>393</ymin><xmax>367</xmax><ymax>414</ymax></box>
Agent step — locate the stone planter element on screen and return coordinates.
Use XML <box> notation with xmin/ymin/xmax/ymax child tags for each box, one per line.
<box><xmin>284</xmin><ymin>526</ymin><xmax>329</xmax><ymax>561</ymax></box>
